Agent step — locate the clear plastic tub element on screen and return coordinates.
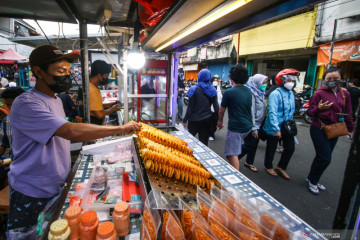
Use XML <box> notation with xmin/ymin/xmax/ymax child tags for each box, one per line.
<box><xmin>140</xmin><ymin>190</ymin><xmax>161</xmax><ymax>240</ymax></box>
<box><xmin>196</xmin><ymin>186</ymin><xmax>212</xmax><ymax>221</ymax></box>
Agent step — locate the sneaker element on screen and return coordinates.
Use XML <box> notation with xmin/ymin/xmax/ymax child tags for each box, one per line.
<box><xmin>306</xmin><ymin>179</ymin><xmax>326</xmax><ymax>191</ymax></box>
<box><xmin>209</xmin><ymin>137</ymin><xmax>214</xmax><ymax>141</ymax></box>
<box><xmin>308</xmin><ymin>181</ymin><xmax>319</xmax><ymax>195</ymax></box>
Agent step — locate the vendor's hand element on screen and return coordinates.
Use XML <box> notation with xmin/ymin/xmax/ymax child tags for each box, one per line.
<box><xmin>274</xmin><ymin>131</ymin><xmax>281</xmax><ymax>139</ymax></box>
<box><xmin>217</xmin><ymin>120</ymin><xmax>224</xmax><ymax>130</ymax></box>
<box><xmin>121</xmin><ymin>121</ymin><xmax>141</xmax><ymax>134</ymax></box>
<box><xmin>252</xmin><ymin>132</ymin><xmax>258</xmax><ymax>139</ymax></box>
<box><xmin>111</xmin><ymin>104</ymin><xmax>121</xmax><ymax>111</ymax></box>
<box><xmin>182</xmin><ymin>123</ymin><xmax>187</xmax><ymax>128</ymax></box>
<box><xmin>318</xmin><ymin>99</ymin><xmax>333</xmax><ymax>111</ymax></box>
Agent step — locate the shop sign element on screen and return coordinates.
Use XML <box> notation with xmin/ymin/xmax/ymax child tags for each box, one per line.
<box><xmin>187</xmin><ymin>47</ymin><xmax>197</xmax><ymax>57</ymax></box>
<box><xmin>183</xmin><ymin>64</ymin><xmax>198</xmax><ymax>71</ymax></box>
<box><xmin>317</xmin><ymin>40</ymin><xmax>360</xmax><ymax>66</ymax></box>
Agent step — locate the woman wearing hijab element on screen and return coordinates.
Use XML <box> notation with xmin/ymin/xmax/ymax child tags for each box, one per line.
<box><xmin>238</xmin><ymin>74</ymin><xmax>268</xmax><ymax>172</ymax></box>
<box><xmin>182</xmin><ymin>69</ymin><xmax>219</xmax><ymax>146</ymax></box>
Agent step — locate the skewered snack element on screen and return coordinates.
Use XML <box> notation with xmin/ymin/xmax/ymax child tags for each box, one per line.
<box><xmin>138</xmin><ymin>137</ymin><xmax>200</xmax><ymax>166</ymax></box>
<box><xmin>139</xmin><ymin>122</ymin><xmax>188</xmax><ymax>146</ymax></box>
<box><xmin>140</xmin><ymin>148</ymin><xmax>213</xmax><ymax>189</ymax></box>
<box><xmin>138</xmin><ymin>128</ymin><xmax>193</xmax><ymax>155</ymax></box>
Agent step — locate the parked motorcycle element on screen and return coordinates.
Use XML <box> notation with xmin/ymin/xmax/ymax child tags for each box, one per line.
<box><xmin>294</xmin><ymin>85</ymin><xmax>313</xmax><ymax>115</ymax></box>
<box><xmin>299</xmin><ymin>100</ymin><xmax>312</xmax><ymax>124</ymax></box>
<box><xmin>221</xmin><ymin>80</ymin><xmax>232</xmax><ymax>94</ymax></box>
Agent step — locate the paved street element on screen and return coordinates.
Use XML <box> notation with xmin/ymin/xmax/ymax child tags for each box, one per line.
<box><xmin>180</xmin><ymin>109</ymin><xmax>352</xmax><ymax>232</ymax></box>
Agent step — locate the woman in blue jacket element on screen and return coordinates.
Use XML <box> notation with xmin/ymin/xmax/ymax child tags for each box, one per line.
<box><xmin>263</xmin><ymin>69</ymin><xmax>299</xmax><ymax>179</ymax></box>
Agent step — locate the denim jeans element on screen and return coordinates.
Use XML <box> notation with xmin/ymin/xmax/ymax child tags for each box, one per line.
<box><xmin>264</xmin><ymin>135</ymin><xmax>295</xmax><ymax>170</ymax></box>
<box><xmin>238</xmin><ymin>133</ymin><xmax>260</xmax><ymax>165</ymax></box>
<box><xmin>177</xmin><ymin>96</ymin><xmax>184</xmax><ymax>119</ymax></box>
<box><xmin>307</xmin><ymin>125</ymin><xmax>338</xmax><ymax>185</ymax></box>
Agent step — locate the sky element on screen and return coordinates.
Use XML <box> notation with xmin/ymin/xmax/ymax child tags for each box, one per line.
<box><xmin>24</xmin><ymin>19</ymin><xmax>103</xmax><ymax>36</ymax></box>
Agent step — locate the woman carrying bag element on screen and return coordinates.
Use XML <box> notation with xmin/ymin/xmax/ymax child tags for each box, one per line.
<box><xmin>306</xmin><ymin>68</ymin><xmax>353</xmax><ymax>195</ymax></box>
<box><xmin>263</xmin><ymin>69</ymin><xmax>299</xmax><ymax>179</ymax></box>
<box><xmin>238</xmin><ymin>74</ymin><xmax>268</xmax><ymax>172</ymax></box>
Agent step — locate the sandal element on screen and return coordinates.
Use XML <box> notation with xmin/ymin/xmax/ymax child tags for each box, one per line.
<box><xmin>244</xmin><ymin>162</ymin><xmax>258</xmax><ymax>172</ymax></box>
<box><xmin>275</xmin><ymin>167</ymin><xmax>290</xmax><ymax>180</ymax></box>
<box><xmin>276</xmin><ymin>148</ymin><xmax>284</xmax><ymax>153</ymax></box>
<box><xmin>264</xmin><ymin>168</ymin><xmax>278</xmax><ymax>176</ymax></box>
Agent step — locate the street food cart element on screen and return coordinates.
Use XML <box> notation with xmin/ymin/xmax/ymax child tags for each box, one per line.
<box><xmin>3</xmin><ymin>0</ymin><xmax>359</xmax><ymax>239</ymax></box>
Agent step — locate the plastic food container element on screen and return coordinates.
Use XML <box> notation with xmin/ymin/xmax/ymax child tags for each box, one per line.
<box><xmin>48</xmin><ymin>219</ymin><xmax>71</xmax><ymax>240</ymax></box>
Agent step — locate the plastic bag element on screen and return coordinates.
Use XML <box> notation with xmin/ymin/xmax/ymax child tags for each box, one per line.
<box><xmin>91</xmin><ymin>166</ymin><xmax>108</xmax><ymax>192</ymax></box>
<box><xmin>156</xmin><ymin>192</ymin><xmax>185</xmax><ymax>240</ymax></box>
<box><xmin>7</xmin><ymin>225</ymin><xmax>37</xmax><ymax>240</ymax></box>
<box><xmin>197</xmin><ymin>186</ymin><xmax>212</xmax><ymax>221</ymax></box>
<box><xmin>140</xmin><ymin>190</ymin><xmax>161</xmax><ymax>240</ymax></box>
<box><xmin>179</xmin><ymin>198</ymin><xmax>219</xmax><ymax>240</ymax></box>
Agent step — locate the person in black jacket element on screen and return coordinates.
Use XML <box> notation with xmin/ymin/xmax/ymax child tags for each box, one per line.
<box><xmin>177</xmin><ymin>75</ymin><xmax>186</xmax><ymax>121</ymax></box>
<box><xmin>265</xmin><ymin>73</ymin><xmax>278</xmax><ymax>98</ymax></box>
<box><xmin>346</xmin><ymin>78</ymin><xmax>360</xmax><ymax>121</ymax></box>
<box><xmin>182</xmin><ymin>69</ymin><xmax>219</xmax><ymax>146</ymax></box>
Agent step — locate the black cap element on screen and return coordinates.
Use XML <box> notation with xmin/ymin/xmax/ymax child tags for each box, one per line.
<box><xmin>29</xmin><ymin>45</ymin><xmax>80</xmax><ymax>67</ymax></box>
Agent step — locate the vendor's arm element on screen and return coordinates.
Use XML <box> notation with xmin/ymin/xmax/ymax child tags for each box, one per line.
<box><xmin>55</xmin><ymin>121</ymin><xmax>141</xmax><ymax>142</ymax></box>
<box><xmin>217</xmin><ymin>107</ymin><xmax>226</xmax><ymax>129</ymax></box>
<box><xmin>91</xmin><ymin>104</ymin><xmax>120</xmax><ymax>120</ymax></box>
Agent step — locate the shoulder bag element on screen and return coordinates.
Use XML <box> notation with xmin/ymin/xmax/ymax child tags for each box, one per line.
<box><xmin>319</xmin><ymin>89</ymin><xmax>349</xmax><ymax>140</ymax></box>
<box><xmin>278</xmin><ymin>90</ymin><xmax>297</xmax><ymax>138</ymax></box>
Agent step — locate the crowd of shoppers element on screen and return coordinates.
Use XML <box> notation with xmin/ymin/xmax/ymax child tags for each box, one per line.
<box><xmin>180</xmin><ymin>64</ymin><xmax>357</xmax><ymax>196</ymax></box>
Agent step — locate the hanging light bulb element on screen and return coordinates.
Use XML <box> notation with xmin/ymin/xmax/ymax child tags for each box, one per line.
<box><xmin>128</xmin><ymin>48</ymin><xmax>145</xmax><ymax>69</ymax></box>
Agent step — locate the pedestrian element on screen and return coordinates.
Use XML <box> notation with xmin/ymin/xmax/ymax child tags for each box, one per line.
<box><xmin>306</xmin><ymin>68</ymin><xmax>353</xmax><ymax>195</ymax></box>
<box><xmin>0</xmin><ymin>87</ymin><xmax>25</xmax><ymax>190</ymax></box>
<box><xmin>265</xmin><ymin>73</ymin><xmax>278</xmax><ymax>98</ymax></box>
<box><xmin>346</xmin><ymin>78</ymin><xmax>360</xmax><ymax>121</ymax></box>
<box><xmin>57</xmin><ymin>91</ymin><xmax>77</xmax><ymax>120</ymax></box>
<box><xmin>182</xmin><ymin>69</ymin><xmax>218</xmax><ymax>146</ymax></box>
<box><xmin>238</xmin><ymin>74</ymin><xmax>268</xmax><ymax>172</ymax></box>
<box><xmin>209</xmin><ymin>75</ymin><xmax>222</xmax><ymax>141</ymax></box>
<box><xmin>263</xmin><ymin>69</ymin><xmax>299</xmax><ymax>179</ymax></box>
<box><xmin>217</xmin><ymin>64</ymin><xmax>252</xmax><ymax>171</ymax></box>
<box><xmin>7</xmin><ymin>45</ymin><xmax>141</xmax><ymax>238</ymax></box>
<box><xmin>89</xmin><ymin>60</ymin><xmax>121</xmax><ymax>125</ymax></box>
<box><xmin>177</xmin><ymin>75</ymin><xmax>185</xmax><ymax>121</ymax></box>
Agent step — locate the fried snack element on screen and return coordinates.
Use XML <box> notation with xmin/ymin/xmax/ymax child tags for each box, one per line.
<box><xmin>260</xmin><ymin>215</ymin><xmax>290</xmax><ymax>240</ymax></box>
<box><xmin>138</xmin><ymin>128</ymin><xmax>192</xmax><ymax>155</ymax></box>
<box><xmin>143</xmin><ymin>209</ymin><xmax>157</xmax><ymax>240</ymax></box>
<box><xmin>160</xmin><ymin>212</ymin><xmax>170</xmax><ymax>240</ymax></box>
<box><xmin>140</xmin><ymin>148</ymin><xmax>213</xmax><ymax>189</ymax></box>
<box><xmin>138</xmin><ymin>137</ymin><xmax>200</xmax><ymax>166</ymax></box>
<box><xmin>198</xmin><ymin>201</ymin><xmax>210</xmax><ymax>221</ymax></box>
<box><xmin>194</xmin><ymin>228</ymin><xmax>215</xmax><ymax>240</ymax></box>
<box><xmin>209</xmin><ymin>219</ymin><xmax>236</xmax><ymax>240</ymax></box>
<box><xmin>181</xmin><ymin>210</ymin><xmax>193</xmax><ymax>239</ymax></box>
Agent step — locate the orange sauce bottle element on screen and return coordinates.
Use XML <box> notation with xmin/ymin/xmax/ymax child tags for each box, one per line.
<box><xmin>96</xmin><ymin>222</ymin><xmax>116</xmax><ymax>240</ymax></box>
<box><xmin>79</xmin><ymin>211</ymin><xmax>99</xmax><ymax>240</ymax></box>
<box><xmin>65</xmin><ymin>206</ymin><xmax>82</xmax><ymax>240</ymax></box>
<box><xmin>113</xmin><ymin>202</ymin><xmax>131</xmax><ymax>237</ymax></box>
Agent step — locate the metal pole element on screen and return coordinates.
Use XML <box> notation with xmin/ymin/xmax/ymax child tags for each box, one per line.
<box><xmin>328</xmin><ymin>19</ymin><xmax>338</xmax><ymax>68</ymax></box>
<box><xmin>123</xmin><ymin>49</ymin><xmax>129</xmax><ymax>123</ymax></box>
<box><xmin>79</xmin><ymin>20</ymin><xmax>90</xmax><ymax>123</ymax></box>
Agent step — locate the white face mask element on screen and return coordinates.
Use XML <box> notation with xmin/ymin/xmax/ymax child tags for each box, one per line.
<box><xmin>284</xmin><ymin>82</ymin><xmax>295</xmax><ymax>90</ymax></box>
<box><xmin>213</xmin><ymin>81</ymin><xmax>218</xmax><ymax>86</ymax></box>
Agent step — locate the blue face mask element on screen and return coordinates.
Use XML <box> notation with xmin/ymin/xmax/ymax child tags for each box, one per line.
<box><xmin>259</xmin><ymin>84</ymin><xmax>267</xmax><ymax>92</ymax></box>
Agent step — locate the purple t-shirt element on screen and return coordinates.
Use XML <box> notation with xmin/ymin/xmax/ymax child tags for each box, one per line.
<box><xmin>9</xmin><ymin>88</ymin><xmax>70</xmax><ymax>198</ymax></box>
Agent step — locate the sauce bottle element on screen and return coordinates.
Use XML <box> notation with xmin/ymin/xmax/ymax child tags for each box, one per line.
<box><xmin>79</xmin><ymin>210</ymin><xmax>99</xmax><ymax>240</ymax></box>
<box><xmin>48</xmin><ymin>219</ymin><xmax>71</xmax><ymax>240</ymax></box>
<box><xmin>113</xmin><ymin>201</ymin><xmax>131</xmax><ymax>237</ymax></box>
<box><xmin>65</xmin><ymin>206</ymin><xmax>82</xmax><ymax>240</ymax></box>
<box><xmin>96</xmin><ymin>222</ymin><xmax>116</xmax><ymax>240</ymax></box>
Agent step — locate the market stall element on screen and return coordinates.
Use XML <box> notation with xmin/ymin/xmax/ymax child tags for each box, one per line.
<box><xmin>43</xmin><ymin>125</ymin><xmax>325</xmax><ymax>240</ymax></box>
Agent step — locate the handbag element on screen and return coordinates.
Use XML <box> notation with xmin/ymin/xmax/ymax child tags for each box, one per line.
<box><xmin>258</xmin><ymin>117</ymin><xmax>268</xmax><ymax>141</ymax></box>
<box><xmin>278</xmin><ymin>90</ymin><xmax>297</xmax><ymax>138</ymax></box>
<box><xmin>319</xmin><ymin>89</ymin><xmax>349</xmax><ymax>140</ymax></box>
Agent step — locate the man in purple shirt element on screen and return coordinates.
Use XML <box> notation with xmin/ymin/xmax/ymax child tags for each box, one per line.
<box><xmin>7</xmin><ymin>45</ymin><xmax>141</xmax><ymax>237</ymax></box>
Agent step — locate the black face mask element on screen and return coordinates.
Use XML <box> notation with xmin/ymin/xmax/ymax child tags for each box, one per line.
<box><xmin>47</xmin><ymin>73</ymin><xmax>72</xmax><ymax>93</ymax></box>
<box><xmin>100</xmin><ymin>76</ymin><xmax>109</xmax><ymax>86</ymax></box>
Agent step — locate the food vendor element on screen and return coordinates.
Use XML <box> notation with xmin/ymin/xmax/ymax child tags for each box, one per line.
<box><xmin>7</xmin><ymin>45</ymin><xmax>141</xmax><ymax>238</ymax></box>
